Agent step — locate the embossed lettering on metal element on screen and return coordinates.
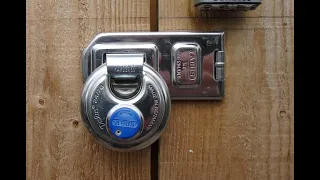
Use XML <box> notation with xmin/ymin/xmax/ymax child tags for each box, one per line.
<box><xmin>172</xmin><ymin>43</ymin><xmax>201</xmax><ymax>87</ymax></box>
<box><xmin>106</xmin><ymin>54</ymin><xmax>144</xmax><ymax>77</ymax></box>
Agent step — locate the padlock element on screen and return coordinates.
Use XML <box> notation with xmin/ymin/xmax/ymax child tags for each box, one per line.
<box><xmin>81</xmin><ymin>53</ymin><xmax>170</xmax><ymax>151</ymax></box>
<box><xmin>81</xmin><ymin>32</ymin><xmax>225</xmax><ymax>151</ymax></box>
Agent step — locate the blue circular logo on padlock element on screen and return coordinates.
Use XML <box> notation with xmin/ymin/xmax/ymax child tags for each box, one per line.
<box><xmin>109</xmin><ymin>107</ymin><xmax>141</xmax><ymax>139</ymax></box>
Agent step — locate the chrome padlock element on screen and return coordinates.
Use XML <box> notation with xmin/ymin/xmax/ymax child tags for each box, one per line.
<box><xmin>81</xmin><ymin>53</ymin><xmax>170</xmax><ymax>151</ymax></box>
<box><xmin>81</xmin><ymin>32</ymin><xmax>225</xmax><ymax>151</ymax></box>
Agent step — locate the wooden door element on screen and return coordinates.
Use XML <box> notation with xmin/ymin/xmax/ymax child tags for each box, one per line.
<box><xmin>158</xmin><ymin>0</ymin><xmax>294</xmax><ymax>179</ymax></box>
<box><xmin>26</xmin><ymin>0</ymin><xmax>151</xmax><ymax>179</ymax></box>
<box><xmin>26</xmin><ymin>0</ymin><xmax>294</xmax><ymax>179</ymax></box>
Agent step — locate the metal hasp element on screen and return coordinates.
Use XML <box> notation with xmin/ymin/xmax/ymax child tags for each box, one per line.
<box><xmin>193</xmin><ymin>0</ymin><xmax>262</xmax><ymax>11</ymax></box>
<box><xmin>82</xmin><ymin>32</ymin><xmax>225</xmax><ymax>100</ymax></box>
<box><xmin>81</xmin><ymin>32</ymin><xmax>225</xmax><ymax>151</ymax></box>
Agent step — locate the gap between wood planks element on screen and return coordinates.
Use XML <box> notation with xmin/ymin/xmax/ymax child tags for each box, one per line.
<box><xmin>150</xmin><ymin>0</ymin><xmax>159</xmax><ymax>180</ymax></box>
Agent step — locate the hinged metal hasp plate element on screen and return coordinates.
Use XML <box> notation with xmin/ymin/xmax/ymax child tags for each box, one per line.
<box><xmin>193</xmin><ymin>0</ymin><xmax>262</xmax><ymax>11</ymax></box>
<box><xmin>82</xmin><ymin>32</ymin><xmax>225</xmax><ymax>100</ymax></box>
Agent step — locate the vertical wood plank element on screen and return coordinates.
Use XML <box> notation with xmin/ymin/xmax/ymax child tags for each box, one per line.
<box><xmin>158</xmin><ymin>0</ymin><xmax>294</xmax><ymax>179</ymax></box>
<box><xmin>26</xmin><ymin>0</ymin><xmax>151</xmax><ymax>179</ymax></box>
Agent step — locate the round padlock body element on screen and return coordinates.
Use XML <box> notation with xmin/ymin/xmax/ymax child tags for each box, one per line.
<box><xmin>81</xmin><ymin>63</ymin><xmax>171</xmax><ymax>151</ymax></box>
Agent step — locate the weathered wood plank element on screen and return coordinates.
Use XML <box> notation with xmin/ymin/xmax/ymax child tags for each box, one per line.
<box><xmin>26</xmin><ymin>0</ymin><xmax>151</xmax><ymax>179</ymax></box>
<box><xmin>158</xmin><ymin>0</ymin><xmax>294</xmax><ymax>179</ymax></box>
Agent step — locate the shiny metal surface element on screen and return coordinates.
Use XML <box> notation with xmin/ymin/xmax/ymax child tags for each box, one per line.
<box><xmin>81</xmin><ymin>62</ymin><xmax>171</xmax><ymax>151</ymax></box>
<box><xmin>106</xmin><ymin>54</ymin><xmax>144</xmax><ymax>99</ymax></box>
<box><xmin>82</xmin><ymin>32</ymin><xmax>225</xmax><ymax>100</ymax></box>
<box><xmin>193</xmin><ymin>0</ymin><xmax>262</xmax><ymax>11</ymax></box>
<box><xmin>106</xmin><ymin>54</ymin><xmax>144</xmax><ymax>78</ymax></box>
<box><xmin>172</xmin><ymin>42</ymin><xmax>201</xmax><ymax>87</ymax></box>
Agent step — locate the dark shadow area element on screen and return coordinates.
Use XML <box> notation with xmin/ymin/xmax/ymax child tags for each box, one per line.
<box><xmin>150</xmin><ymin>0</ymin><xmax>159</xmax><ymax>180</ymax></box>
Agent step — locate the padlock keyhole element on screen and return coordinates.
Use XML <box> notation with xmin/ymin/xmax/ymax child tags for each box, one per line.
<box><xmin>115</xmin><ymin>130</ymin><xmax>122</xmax><ymax>136</ymax></box>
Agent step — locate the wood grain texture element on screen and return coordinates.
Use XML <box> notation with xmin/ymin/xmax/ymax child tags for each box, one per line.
<box><xmin>26</xmin><ymin>0</ymin><xmax>151</xmax><ymax>179</ymax></box>
<box><xmin>158</xmin><ymin>0</ymin><xmax>294</xmax><ymax>180</ymax></box>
